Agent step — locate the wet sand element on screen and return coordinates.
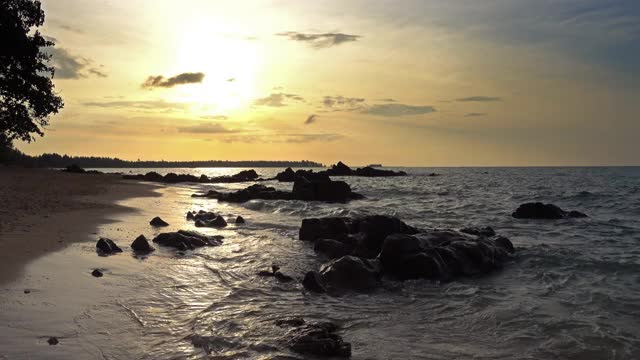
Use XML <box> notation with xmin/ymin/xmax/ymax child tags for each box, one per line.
<box><xmin>0</xmin><ymin>167</ymin><xmax>158</xmax><ymax>284</ymax></box>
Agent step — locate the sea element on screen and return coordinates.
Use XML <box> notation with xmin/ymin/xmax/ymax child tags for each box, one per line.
<box><xmin>1</xmin><ymin>167</ymin><xmax>639</xmax><ymax>359</ymax></box>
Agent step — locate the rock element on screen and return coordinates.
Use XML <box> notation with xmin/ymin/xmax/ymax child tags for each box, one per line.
<box><xmin>131</xmin><ymin>234</ymin><xmax>155</xmax><ymax>253</ymax></box>
<box><xmin>152</xmin><ymin>230</ymin><xmax>223</xmax><ymax>250</ymax></box>
<box><xmin>124</xmin><ymin>169</ymin><xmax>261</xmax><ymax>184</ymax></box>
<box><xmin>149</xmin><ymin>216</ymin><xmax>169</xmax><ymax>227</ymax></box>
<box><xmin>292</xmin><ymin>176</ymin><xmax>362</xmax><ymax>202</ymax></box>
<box><xmin>91</xmin><ymin>269</ymin><xmax>103</xmax><ymax>277</ymax></box>
<box><xmin>316</xmin><ymin>256</ymin><xmax>381</xmax><ymax>292</ymax></box>
<box><xmin>276</xmin><ymin>317</ymin><xmax>306</xmax><ymax>327</ymax></box>
<box><xmin>314</xmin><ymin>239</ymin><xmax>354</xmax><ymax>259</ymax></box>
<box><xmin>326</xmin><ymin>161</ymin><xmax>353</xmax><ymax>176</ymax></box>
<box><xmin>302</xmin><ymin>271</ymin><xmax>326</xmax><ymax>293</ymax></box>
<box><xmin>193</xmin><ymin>179</ymin><xmax>363</xmax><ymax>203</ymax></box>
<box><xmin>512</xmin><ymin>202</ymin><xmax>588</xmax><ymax>219</ymax></box>
<box><xmin>299</xmin><ymin>217</ymin><xmax>353</xmax><ymax>242</ymax></box>
<box><xmin>64</xmin><ymin>164</ymin><xmax>85</xmax><ymax>173</ymax></box>
<box><xmin>379</xmin><ymin>230</ymin><xmax>514</xmax><ymax>281</ymax></box>
<box><xmin>282</xmin><ymin>321</ymin><xmax>351</xmax><ymax>358</ymax></box>
<box><xmin>195</xmin><ymin>215</ymin><xmax>227</xmax><ymax>228</ymax></box>
<box><xmin>274</xmin><ymin>271</ymin><xmax>294</xmax><ymax>282</ymax></box>
<box><xmin>235</xmin><ymin>216</ymin><xmax>245</xmax><ymax>224</ymax></box>
<box><xmin>353</xmin><ymin>166</ymin><xmax>407</xmax><ymax>177</ymax></box>
<box><xmin>96</xmin><ymin>238</ymin><xmax>122</xmax><ymax>255</ymax></box>
<box><xmin>47</xmin><ymin>337</ymin><xmax>59</xmax><ymax>345</ymax></box>
<box><xmin>299</xmin><ymin>215</ymin><xmax>418</xmax><ymax>258</ymax></box>
<box><xmin>275</xmin><ymin>167</ymin><xmax>296</xmax><ymax>182</ymax></box>
<box><xmin>24</xmin><ymin>289</ymin><xmax>31</xmax><ymax>294</ymax></box>
<box><xmin>460</xmin><ymin>226</ymin><xmax>496</xmax><ymax>237</ymax></box>
<box><xmin>186</xmin><ymin>211</ymin><xmax>195</xmax><ymax>220</ymax></box>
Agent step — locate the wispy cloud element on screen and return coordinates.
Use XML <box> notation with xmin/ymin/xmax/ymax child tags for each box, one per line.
<box><xmin>219</xmin><ymin>133</ymin><xmax>344</xmax><ymax>144</ymax></box>
<box><xmin>322</xmin><ymin>95</ymin><xmax>366</xmax><ymax>111</ymax></box>
<box><xmin>465</xmin><ymin>112</ymin><xmax>487</xmax><ymax>117</ymax></box>
<box><xmin>361</xmin><ymin>103</ymin><xmax>436</xmax><ymax>117</ymax></box>
<box><xmin>456</xmin><ymin>96</ymin><xmax>502</xmax><ymax>102</ymax></box>
<box><xmin>142</xmin><ymin>72</ymin><xmax>205</xmax><ymax>89</ymax></box>
<box><xmin>82</xmin><ymin>100</ymin><xmax>187</xmax><ymax>111</ymax></box>
<box><xmin>200</xmin><ymin>115</ymin><xmax>229</xmax><ymax>120</ymax></box>
<box><xmin>44</xmin><ymin>42</ymin><xmax>107</xmax><ymax>79</ymax></box>
<box><xmin>254</xmin><ymin>93</ymin><xmax>305</xmax><ymax>107</ymax></box>
<box><xmin>177</xmin><ymin>122</ymin><xmax>239</xmax><ymax>134</ymax></box>
<box><xmin>277</xmin><ymin>32</ymin><xmax>361</xmax><ymax>48</ymax></box>
<box><xmin>305</xmin><ymin>114</ymin><xmax>318</xmax><ymax>125</ymax></box>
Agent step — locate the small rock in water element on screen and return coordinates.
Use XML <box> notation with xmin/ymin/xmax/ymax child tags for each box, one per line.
<box><xmin>235</xmin><ymin>215</ymin><xmax>245</xmax><ymax>224</ymax></box>
<box><xmin>47</xmin><ymin>337</ymin><xmax>59</xmax><ymax>345</ymax></box>
<box><xmin>278</xmin><ymin>320</ymin><xmax>351</xmax><ymax>358</ymax></box>
<box><xmin>274</xmin><ymin>271</ymin><xmax>294</xmax><ymax>282</ymax></box>
<box><xmin>91</xmin><ymin>269</ymin><xmax>103</xmax><ymax>277</ymax></box>
<box><xmin>24</xmin><ymin>289</ymin><xmax>31</xmax><ymax>294</ymax></box>
<box><xmin>131</xmin><ymin>234</ymin><xmax>155</xmax><ymax>254</ymax></box>
<box><xmin>95</xmin><ymin>238</ymin><xmax>123</xmax><ymax>255</ymax></box>
<box><xmin>149</xmin><ymin>216</ymin><xmax>169</xmax><ymax>227</ymax></box>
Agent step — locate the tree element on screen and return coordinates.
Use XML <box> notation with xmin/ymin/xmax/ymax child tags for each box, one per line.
<box><xmin>0</xmin><ymin>0</ymin><xmax>63</xmax><ymax>142</ymax></box>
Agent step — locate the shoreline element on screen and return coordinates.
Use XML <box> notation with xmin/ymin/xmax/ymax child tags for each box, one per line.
<box><xmin>0</xmin><ymin>167</ymin><xmax>159</xmax><ymax>285</ymax></box>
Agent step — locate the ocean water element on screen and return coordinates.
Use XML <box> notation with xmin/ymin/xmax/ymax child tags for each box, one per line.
<box><xmin>2</xmin><ymin>167</ymin><xmax>640</xmax><ymax>359</ymax></box>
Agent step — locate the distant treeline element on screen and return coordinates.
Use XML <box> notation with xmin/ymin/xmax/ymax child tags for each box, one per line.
<box><xmin>3</xmin><ymin>153</ymin><xmax>324</xmax><ymax>168</ymax></box>
<box><xmin>0</xmin><ymin>141</ymin><xmax>323</xmax><ymax>168</ymax></box>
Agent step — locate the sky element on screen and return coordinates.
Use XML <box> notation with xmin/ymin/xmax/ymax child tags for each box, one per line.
<box><xmin>15</xmin><ymin>0</ymin><xmax>640</xmax><ymax>166</ymax></box>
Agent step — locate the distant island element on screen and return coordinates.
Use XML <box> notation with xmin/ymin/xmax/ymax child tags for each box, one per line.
<box><xmin>1</xmin><ymin>148</ymin><xmax>323</xmax><ymax>168</ymax></box>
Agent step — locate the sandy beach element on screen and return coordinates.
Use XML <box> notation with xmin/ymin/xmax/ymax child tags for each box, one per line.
<box><xmin>0</xmin><ymin>167</ymin><xmax>158</xmax><ymax>284</ymax></box>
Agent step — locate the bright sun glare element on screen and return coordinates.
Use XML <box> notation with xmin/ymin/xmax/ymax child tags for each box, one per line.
<box><xmin>168</xmin><ymin>21</ymin><xmax>261</xmax><ymax>115</ymax></box>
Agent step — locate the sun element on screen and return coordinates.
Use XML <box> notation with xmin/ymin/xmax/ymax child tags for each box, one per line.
<box><xmin>166</xmin><ymin>20</ymin><xmax>262</xmax><ymax>114</ymax></box>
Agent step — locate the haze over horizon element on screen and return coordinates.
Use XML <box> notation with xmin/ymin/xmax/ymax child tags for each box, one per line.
<box><xmin>15</xmin><ymin>0</ymin><xmax>640</xmax><ymax>166</ymax></box>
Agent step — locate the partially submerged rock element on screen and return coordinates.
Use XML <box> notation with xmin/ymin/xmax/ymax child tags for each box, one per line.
<box><xmin>96</xmin><ymin>238</ymin><xmax>122</xmax><ymax>255</ymax></box>
<box><xmin>257</xmin><ymin>265</ymin><xmax>294</xmax><ymax>282</ymax></box>
<box><xmin>193</xmin><ymin>178</ymin><xmax>363</xmax><ymax>203</ymax></box>
<box><xmin>91</xmin><ymin>269</ymin><xmax>103</xmax><ymax>277</ymax></box>
<box><xmin>299</xmin><ymin>215</ymin><xmax>516</xmax><ymax>293</ymax></box>
<box><xmin>131</xmin><ymin>234</ymin><xmax>155</xmax><ymax>254</ymax></box>
<box><xmin>235</xmin><ymin>216</ymin><xmax>245</xmax><ymax>224</ymax></box>
<box><xmin>188</xmin><ymin>210</ymin><xmax>228</xmax><ymax>228</ymax></box>
<box><xmin>152</xmin><ymin>230</ymin><xmax>223</xmax><ymax>250</ymax></box>
<box><xmin>123</xmin><ymin>169</ymin><xmax>261</xmax><ymax>184</ymax></box>
<box><xmin>149</xmin><ymin>216</ymin><xmax>169</xmax><ymax>227</ymax></box>
<box><xmin>303</xmin><ymin>256</ymin><xmax>381</xmax><ymax>293</ymax></box>
<box><xmin>300</xmin><ymin>215</ymin><xmax>419</xmax><ymax>258</ymax></box>
<box><xmin>273</xmin><ymin>161</ymin><xmax>406</xmax><ymax>181</ymax></box>
<box><xmin>512</xmin><ymin>202</ymin><xmax>587</xmax><ymax>219</ymax></box>
<box><xmin>47</xmin><ymin>337</ymin><xmax>59</xmax><ymax>345</ymax></box>
<box><xmin>278</xmin><ymin>319</ymin><xmax>351</xmax><ymax>358</ymax></box>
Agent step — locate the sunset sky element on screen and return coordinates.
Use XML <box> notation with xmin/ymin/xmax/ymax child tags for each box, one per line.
<box><xmin>16</xmin><ymin>0</ymin><xmax>640</xmax><ymax>166</ymax></box>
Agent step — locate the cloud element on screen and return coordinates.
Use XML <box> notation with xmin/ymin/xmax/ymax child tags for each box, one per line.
<box><xmin>200</xmin><ymin>115</ymin><xmax>229</xmax><ymax>120</ymax></box>
<box><xmin>142</xmin><ymin>72</ymin><xmax>205</xmax><ymax>89</ymax></box>
<box><xmin>456</xmin><ymin>96</ymin><xmax>502</xmax><ymax>102</ymax></box>
<box><xmin>277</xmin><ymin>32</ymin><xmax>361</xmax><ymax>48</ymax></box>
<box><xmin>361</xmin><ymin>103</ymin><xmax>436</xmax><ymax>117</ymax></box>
<box><xmin>254</xmin><ymin>93</ymin><xmax>305</xmax><ymax>107</ymax></box>
<box><xmin>177</xmin><ymin>123</ymin><xmax>239</xmax><ymax>134</ymax></box>
<box><xmin>305</xmin><ymin>114</ymin><xmax>318</xmax><ymax>125</ymax></box>
<box><xmin>322</xmin><ymin>96</ymin><xmax>366</xmax><ymax>111</ymax></box>
<box><xmin>82</xmin><ymin>100</ymin><xmax>187</xmax><ymax>111</ymax></box>
<box><xmin>465</xmin><ymin>112</ymin><xmax>487</xmax><ymax>117</ymax></box>
<box><xmin>219</xmin><ymin>133</ymin><xmax>344</xmax><ymax>144</ymax></box>
<box><xmin>45</xmin><ymin>45</ymin><xmax>107</xmax><ymax>79</ymax></box>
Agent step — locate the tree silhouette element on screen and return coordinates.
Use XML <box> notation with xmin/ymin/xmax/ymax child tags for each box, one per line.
<box><xmin>0</xmin><ymin>0</ymin><xmax>64</xmax><ymax>142</ymax></box>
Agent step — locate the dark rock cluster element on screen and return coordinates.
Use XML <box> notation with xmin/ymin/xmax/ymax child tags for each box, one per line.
<box><xmin>274</xmin><ymin>162</ymin><xmax>406</xmax><ymax>182</ymax></box>
<box><xmin>152</xmin><ymin>230</ymin><xmax>223</xmax><ymax>250</ymax></box>
<box><xmin>122</xmin><ymin>169</ymin><xmax>260</xmax><ymax>184</ymax></box>
<box><xmin>298</xmin><ymin>215</ymin><xmax>515</xmax><ymax>294</ymax></box>
<box><xmin>186</xmin><ymin>210</ymin><xmax>228</xmax><ymax>228</ymax></box>
<box><xmin>512</xmin><ymin>202</ymin><xmax>587</xmax><ymax>219</ymax></box>
<box><xmin>193</xmin><ymin>178</ymin><xmax>363</xmax><ymax>203</ymax></box>
<box><xmin>276</xmin><ymin>318</ymin><xmax>351</xmax><ymax>358</ymax></box>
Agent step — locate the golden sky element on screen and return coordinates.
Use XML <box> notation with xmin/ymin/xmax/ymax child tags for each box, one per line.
<box><xmin>16</xmin><ymin>0</ymin><xmax>640</xmax><ymax>166</ymax></box>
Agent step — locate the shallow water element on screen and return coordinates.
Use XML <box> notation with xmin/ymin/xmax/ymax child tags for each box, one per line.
<box><xmin>2</xmin><ymin>167</ymin><xmax>640</xmax><ymax>359</ymax></box>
